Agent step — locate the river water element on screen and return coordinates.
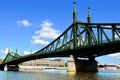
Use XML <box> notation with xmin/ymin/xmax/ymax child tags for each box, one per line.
<box><xmin>0</xmin><ymin>70</ymin><xmax>120</xmax><ymax>80</ymax></box>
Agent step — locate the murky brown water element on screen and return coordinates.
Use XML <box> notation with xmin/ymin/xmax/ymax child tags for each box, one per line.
<box><xmin>0</xmin><ymin>70</ymin><xmax>120</xmax><ymax>80</ymax></box>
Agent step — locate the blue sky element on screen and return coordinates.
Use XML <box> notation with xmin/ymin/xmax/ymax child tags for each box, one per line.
<box><xmin>0</xmin><ymin>0</ymin><xmax>120</xmax><ymax>64</ymax></box>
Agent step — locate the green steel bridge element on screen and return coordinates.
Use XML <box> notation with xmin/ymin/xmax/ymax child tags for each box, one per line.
<box><xmin>0</xmin><ymin>2</ymin><xmax>120</xmax><ymax>71</ymax></box>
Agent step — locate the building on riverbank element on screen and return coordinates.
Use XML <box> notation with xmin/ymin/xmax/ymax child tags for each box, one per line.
<box><xmin>19</xmin><ymin>58</ymin><xmax>66</xmax><ymax>71</ymax></box>
<box><xmin>98</xmin><ymin>64</ymin><xmax>120</xmax><ymax>71</ymax></box>
<box><xmin>20</xmin><ymin>58</ymin><xmax>66</xmax><ymax>67</ymax></box>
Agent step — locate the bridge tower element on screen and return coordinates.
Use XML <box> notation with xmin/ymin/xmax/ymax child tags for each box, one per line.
<box><xmin>67</xmin><ymin>2</ymin><xmax>98</xmax><ymax>72</ymax></box>
<box><xmin>3</xmin><ymin>48</ymin><xmax>20</xmax><ymax>71</ymax></box>
<box><xmin>87</xmin><ymin>7</ymin><xmax>91</xmax><ymax>23</ymax></box>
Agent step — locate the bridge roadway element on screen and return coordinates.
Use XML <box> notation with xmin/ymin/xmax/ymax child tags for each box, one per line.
<box><xmin>1</xmin><ymin>39</ymin><xmax>120</xmax><ymax>68</ymax></box>
<box><xmin>1</xmin><ymin>2</ymin><xmax>120</xmax><ymax>72</ymax></box>
<box><xmin>1</xmin><ymin>22</ymin><xmax>120</xmax><ymax>71</ymax></box>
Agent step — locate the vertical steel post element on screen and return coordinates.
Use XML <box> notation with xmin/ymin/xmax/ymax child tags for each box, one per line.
<box><xmin>73</xmin><ymin>2</ymin><xmax>78</xmax><ymax>48</ymax></box>
<box><xmin>100</xmin><ymin>27</ymin><xmax>103</xmax><ymax>43</ymax></box>
<box><xmin>97</xmin><ymin>25</ymin><xmax>100</xmax><ymax>43</ymax></box>
<box><xmin>112</xmin><ymin>25</ymin><xmax>115</xmax><ymax>41</ymax></box>
<box><xmin>87</xmin><ymin>7</ymin><xmax>92</xmax><ymax>45</ymax></box>
<box><xmin>87</xmin><ymin>7</ymin><xmax>91</xmax><ymax>24</ymax></box>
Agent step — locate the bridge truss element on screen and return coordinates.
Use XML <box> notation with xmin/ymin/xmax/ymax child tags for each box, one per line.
<box><xmin>1</xmin><ymin>2</ymin><xmax>120</xmax><ymax>67</ymax></box>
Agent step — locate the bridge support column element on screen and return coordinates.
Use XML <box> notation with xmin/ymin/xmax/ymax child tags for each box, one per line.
<box><xmin>67</xmin><ymin>55</ymin><xmax>76</xmax><ymax>72</ymax></box>
<box><xmin>4</xmin><ymin>64</ymin><xmax>19</xmax><ymax>71</ymax></box>
<box><xmin>67</xmin><ymin>55</ymin><xmax>98</xmax><ymax>72</ymax></box>
<box><xmin>4</xmin><ymin>64</ymin><xmax>8</xmax><ymax>71</ymax></box>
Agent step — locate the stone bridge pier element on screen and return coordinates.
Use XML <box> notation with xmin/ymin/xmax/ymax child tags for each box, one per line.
<box><xmin>67</xmin><ymin>55</ymin><xmax>98</xmax><ymax>72</ymax></box>
<box><xmin>4</xmin><ymin>64</ymin><xmax>19</xmax><ymax>71</ymax></box>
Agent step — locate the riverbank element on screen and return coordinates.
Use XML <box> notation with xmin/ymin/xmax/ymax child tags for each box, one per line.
<box><xmin>19</xmin><ymin>66</ymin><xmax>67</xmax><ymax>72</ymax></box>
<box><xmin>19</xmin><ymin>65</ymin><xmax>120</xmax><ymax>72</ymax></box>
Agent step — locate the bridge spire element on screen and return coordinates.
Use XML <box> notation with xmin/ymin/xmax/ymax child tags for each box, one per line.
<box><xmin>73</xmin><ymin>2</ymin><xmax>78</xmax><ymax>48</ymax></box>
<box><xmin>8</xmin><ymin>48</ymin><xmax>11</xmax><ymax>54</ymax></box>
<box><xmin>87</xmin><ymin>7</ymin><xmax>92</xmax><ymax>23</ymax></box>
<box><xmin>73</xmin><ymin>2</ymin><xmax>77</xmax><ymax>22</ymax></box>
<box><xmin>16</xmin><ymin>48</ymin><xmax>18</xmax><ymax>53</ymax></box>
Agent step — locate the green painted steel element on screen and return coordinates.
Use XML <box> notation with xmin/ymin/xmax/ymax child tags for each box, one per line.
<box><xmin>87</xmin><ymin>7</ymin><xmax>91</xmax><ymax>23</ymax></box>
<box><xmin>1</xmin><ymin>2</ymin><xmax>120</xmax><ymax>67</ymax></box>
<box><xmin>33</xmin><ymin>22</ymin><xmax>120</xmax><ymax>58</ymax></box>
<box><xmin>2</xmin><ymin>48</ymin><xmax>21</xmax><ymax>64</ymax></box>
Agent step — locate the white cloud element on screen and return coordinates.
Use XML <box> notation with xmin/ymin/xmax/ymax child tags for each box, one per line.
<box><xmin>109</xmin><ymin>52</ymin><xmax>120</xmax><ymax>58</ymax></box>
<box><xmin>31</xmin><ymin>39</ymin><xmax>49</xmax><ymax>46</ymax></box>
<box><xmin>16</xmin><ymin>20</ymin><xmax>32</xmax><ymax>27</ymax></box>
<box><xmin>0</xmin><ymin>48</ymin><xmax>11</xmax><ymax>54</ymax></box>
<box><xmin>23</xmin><ymin>50</ymin><xmax>35</xmax><ymax>55</ymax></box>
<box><xmin>105</xmin><ymin>26</ymin><xmax>111</xmax><ymax>28</ymax></box>
<box><xmin>31</xmin><ymin>20</ymin><xmax>61</xmax><ymax>46</ymax></box>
